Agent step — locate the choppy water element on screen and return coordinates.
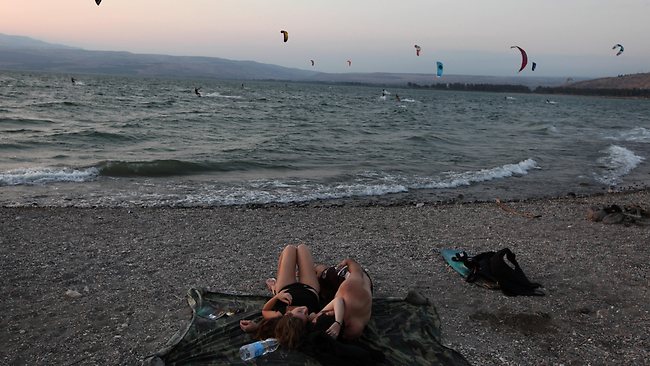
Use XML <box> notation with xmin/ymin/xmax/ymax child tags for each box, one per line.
<box><xmin>1</xmin><ymin>71</ymin><xmax>649</xmax><ymax>207</ymax></box>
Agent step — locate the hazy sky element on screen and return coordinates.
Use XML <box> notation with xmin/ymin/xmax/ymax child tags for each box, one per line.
<box><xmin>2</xmin><ymin>0</ymin><xmax>649</xmax><ymax>77</ymax></box>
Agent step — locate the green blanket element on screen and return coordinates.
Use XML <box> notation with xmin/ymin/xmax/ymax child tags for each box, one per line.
<box><xmin>143</xmin><ymin>288</ymin><xmax>469</xmax><ymax>366</ymax></box>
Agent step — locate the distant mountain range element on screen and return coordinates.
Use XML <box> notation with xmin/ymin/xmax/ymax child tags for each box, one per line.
<box><xmin>0</xmin><ymin>33</ymin><xmax>606</xmax><ymax>88</ymax></box>
<box><xmin>0</xmin><ymin>33</ymin><xmax>78</xmax><ymax>50</ymax></box>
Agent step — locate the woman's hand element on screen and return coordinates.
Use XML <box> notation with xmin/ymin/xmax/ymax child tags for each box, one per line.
<box><xmin>326</xmin><ymin>321</ymin><xmax>342</xmax><ymax>339</ymax></box>
<box><xmin>311</xmin><ymin>310</ymin><xmax>332</xmax><ymax>323</ymax></box>
<box><xmin>336</xmin><ymin>258</ymin><xmax>350</xmax><ymax>271</ymax></box>
<box><xmin>239</xmin><ymin>319</ymin><xmax>258</xmax><ymax>333</ymax></box>
<box><xmin>275</xmin><ymin>290</ymin><xmax>292</xmax><ymax>305</ymax></box>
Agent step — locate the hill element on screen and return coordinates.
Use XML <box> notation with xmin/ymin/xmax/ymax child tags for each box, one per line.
<box><xmin>0</xmin><ymin>33</ymin><xmax>573</xmax><ymax>88</ymax></box>
<box><xmin>568</xmin><ymin>73</ymin><xmax>650</xmax><ymax>90</ymax></box>
<box><xmin>0</xmin><ymin>33</ymin><xmax>317</xmax><ymax>81</ymax></box>
<box><xmin>0</xmin><ymin>33</ymin><xmax>77</xmax><ymax>50</ymax></box>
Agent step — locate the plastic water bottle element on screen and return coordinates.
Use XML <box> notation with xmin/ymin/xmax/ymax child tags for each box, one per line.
<box><xmin>239</xmin><ymin>338</ymin><xmax>279</xmax><ymax>361</ymax></box>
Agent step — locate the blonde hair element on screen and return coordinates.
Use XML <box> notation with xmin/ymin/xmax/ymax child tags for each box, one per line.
<box><xmin>274</xmin><ymin>313</ymin><xmax>307</xmax><ymax>349</ymax></box>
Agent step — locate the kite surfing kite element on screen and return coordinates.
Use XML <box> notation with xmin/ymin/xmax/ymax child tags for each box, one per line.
<box><xmin>414</xmin><ymin>45</ymin><xmax>421</xmax><ymax>56</ymax></box>
<box><xmin>511</xmin><ymin>46</ymin><xmax>528</xmax><ymax>72</ymax></box>
<box><xmin>95</xmin><ymin>0</ymin><xmax>101</xmax><ymax>4</ymax></box>
<box><xmin>612</xmin><ymin>43</ymin><xmax>624</xmax><ymax>56</ymax></box>
<box><xmin>531</xmin><ymin>62</ymin><xmax>537</xmax><ymax>71</ymax></box>
<box><xmin>436</xmin><ymin>61</ymin><xmax>443</xmax><ymax>77</ymax></box>
<box><xmin>347</xmin><ymin>60</ymin><xmax>352</xmax><ymax>67</ymax></box>
<box><xmin>280</xmin><ymin>30</ymin><xmax>288</xmax><ymax>43</ymax></box>
<box><xmin>310</xmin><ymin>59</ymin><xmax>315</xmax><ymax>66</ymax></box>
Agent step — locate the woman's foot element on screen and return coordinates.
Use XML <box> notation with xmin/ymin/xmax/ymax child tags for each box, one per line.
<box><xmin>265</xmin><ymin>278</ymin><xmax>277</xmax><ymax>295</ymax></box>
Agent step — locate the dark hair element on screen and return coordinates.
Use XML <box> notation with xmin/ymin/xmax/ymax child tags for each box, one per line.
<box><xmin>313</xmin><ymin>314</ymin><xmax>337</xmax><ymax>335</ymax></box>
<box><xmin>274</xmin><ymin>313</ymin><xmax>307</xmax><ymax>349</ymax></box>
<box><xmin>318</xmin><ymin>267</ymin><xmax>346</xmax><ymax>304</ymax></box>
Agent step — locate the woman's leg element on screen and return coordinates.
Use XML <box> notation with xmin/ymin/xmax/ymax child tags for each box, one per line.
<box><xmin>296</xmin><ymin>244</ymin><xmax>320</xmax><ymax>292</ymax></box>
<box><xmin>274</xmin><ymin>245</ymin><xmax>298</xmax><ymax>291</ymax></box>
<box><xmin>314</xmin><ymin>263</ymin><xmax>329</xmax><ymax>277</ymax></box>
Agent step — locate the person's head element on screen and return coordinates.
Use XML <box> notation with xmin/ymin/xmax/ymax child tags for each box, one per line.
<box><xmin>286</xmin><ymin>306</ymin><xmax>310</xmax><ymax>322</ymax></box>
<box><xmin>275</xmin><ymin>310</ymin><xmax>309</xmax><ymax>349</ymax></box>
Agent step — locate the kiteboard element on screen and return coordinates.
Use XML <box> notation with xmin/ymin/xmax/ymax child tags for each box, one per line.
<box><xmin>441</xmin><ymin>249</ymin><xmax>470</xmax><ymax>278</ymax></box>
<box><xmin>440</xmin><ymin>249</ymin><xmax>498</xmax><ymax>289</ymax></box>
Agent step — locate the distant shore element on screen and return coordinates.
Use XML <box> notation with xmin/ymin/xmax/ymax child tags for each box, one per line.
<box><xmin>1</xmin><ymin>189</ymin><xmax>649</xmax><ymax>365</ymax></box>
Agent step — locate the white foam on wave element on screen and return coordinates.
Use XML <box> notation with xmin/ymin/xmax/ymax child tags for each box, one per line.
<box><xmin>0</xmin><ymin>167</ymin><xmax>99</xmax><ymax>186</ymax></box>
<box><xmin>175</xmin><ymin>159</ymin><xmax>539</xmax><ymax>206</ymax></box>
<box><xmin>203</xmin><ymin>92</ymin><xmax>242</xmax><ymax>99</ymax></box>
<box><xmin>179</xmin><ymin>181</ymin><xmax>409</xmax><ymax>206</ymax></box>
<box><xmin>607</xmin><ymin>127</ymin><xmax>650</xmax><ymax>143</ymax></box>
<box><xmin>416</xmin><ymin>158</ymin><xmax>539</xmax><ymax>189</ymax></box>
<box><xmin>595</xmin><ymin>145</ymin><xmax>644</xmax><ymax>186</ymax></box>
<box><xmin>2</xmin><ymin>160</ymin><xmax>540</xmax><ymax>206</ymax></box>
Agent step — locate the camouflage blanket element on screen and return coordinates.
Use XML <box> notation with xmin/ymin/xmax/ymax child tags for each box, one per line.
<box><xmin>143</xmin><ymin>288</ymin><xmax>469</xmax><ymax>366</ymax></box>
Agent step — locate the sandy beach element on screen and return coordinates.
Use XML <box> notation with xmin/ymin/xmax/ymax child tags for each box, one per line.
<box><xmin>1</xmin><ymin>190</ymin><xmax>649</xmax><ymax>365</ymax></box>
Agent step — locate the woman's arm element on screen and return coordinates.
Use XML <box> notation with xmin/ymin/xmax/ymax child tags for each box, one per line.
<box><xmin>261</xmin><ymin>291</ymin><xmax>292</xmax><ymax>319</ymax></box>
<box><xmin>338</xmin><ymin>258</ymin><xmax>363</xmax><ymax>274</ymax></box>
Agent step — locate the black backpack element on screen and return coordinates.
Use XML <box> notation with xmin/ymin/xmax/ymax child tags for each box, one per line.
<box><xmin>453</xmin><ymin>248</ymin><xmax>544</xmax><ymax>296</ymax></box>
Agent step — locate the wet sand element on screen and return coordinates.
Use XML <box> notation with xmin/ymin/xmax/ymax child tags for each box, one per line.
<box><xmin>1</xmin><ymin>190</ymin><xmax>648</xmax><ymax>365</ymax></box>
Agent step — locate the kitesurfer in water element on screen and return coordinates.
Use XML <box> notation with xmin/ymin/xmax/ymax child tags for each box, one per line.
<box><xmin>71</xmin><ymin>77</ymin><xmax>77</xmax><ymax>85</ymax></box>
<box><xmin>395</xmin><ymin>94</ymin><xmax>401</xmax><ymax>102</ymax></box>
<box><xmin>194</xmin><ymin>87</ymin><xmax>202</xmax><ymax>97</ymax></box>
<box><xmin>382</xmin><ymin>89</ymin><xmax>387</xmax><ymax>97</ymax></box>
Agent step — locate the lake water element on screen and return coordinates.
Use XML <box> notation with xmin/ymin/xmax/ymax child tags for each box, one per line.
<box><xmin>1</xmin><ymin>71</ymin><xmax>649</xmax><ymax>207</ymax></box>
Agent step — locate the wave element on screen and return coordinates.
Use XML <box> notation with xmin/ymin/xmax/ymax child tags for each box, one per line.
<box><xmin>140</xmin><ymin>100</ymin><xmax>176</xmax><ymax>107</ymax></box>
<box><xmin>31</xmin><ymin>101</ymin><xmax>82</xmax><ymax>107</ymax></box>
<box><xmin>0</xmin><ymin>159</ymin><xmax>541</xmax><ymax>205</ymax></box>
<box><xmin>203</xmin><ymin>92</ymin><xmax>242</xmax><ymax>99</ymax></box>
<box><xmin>96</xmin><ymin>159</ymin><xmax>289</xmax><ymax>177</ymax></box>
<box><xmin>0</xmin><ymin>167</ymin><xmax>99</xmax><ymax>186</ymax></box>
<box><xmin>2</xmin><ymin>128</ymin><xmax>40</xmax><ymax>134</ymax></box>
<box><xmin>97</xmin><ymin>160</ymin><xmax>212</xmax><ymax>177</ymax></box>
<box><xmin>595</xmin><ymin>145</ymin><xmax>644</xmax><ymax>186</ymax></box>
<box><xmin>178</xmin><ymin>182</ymin><xmax>409</xmax><ymax>206</ymax></box>
<box><xmin>51</xmin><ymin>130</ymin><xmax>137</xmax><ymax>142</ymax></box>
<box><xmin>408</xmin><ymin>158</ymin><xmax>539</xmax><ymax>189</ymax></box>
<box><xmin>179</xmin><ymin>159</ymin><xmax>540</xmax><ymax>206</ymax></box>
<box><xmin>606</xmin><ymin>127</ymin><xmax>650</xmax><ymax>143</ymax></box>
<box><xmin>0</xmin><ymin>117</ymin><xmax>54</xmax><ymax>125</ymax></box>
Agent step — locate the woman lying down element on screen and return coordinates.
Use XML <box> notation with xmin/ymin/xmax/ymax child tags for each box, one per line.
<box><xmin>239</xmin><ymin>244</ymin><xmax>373</xmax><ymax>348</ymax></box>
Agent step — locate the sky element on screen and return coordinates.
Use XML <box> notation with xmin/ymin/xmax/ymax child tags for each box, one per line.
<box><xmin>2</xmin><ymin>0</ymin><xmax>649</xmax><ymax>77</ymax></box>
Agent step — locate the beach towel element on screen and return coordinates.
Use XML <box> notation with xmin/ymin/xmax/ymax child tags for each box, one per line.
<box><xmin>143</xmin><ymin>288</ymin><xmax>469</xmax><ymax>366</ymax></box>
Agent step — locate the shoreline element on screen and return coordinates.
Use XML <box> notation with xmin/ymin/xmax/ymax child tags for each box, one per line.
<box><xmin>2</xmin><ymin>180</ymin><xmax>648</xmax><ymax>210</ymax></box>
<box><xmin>1</xmin><ymin>189</ymin><xmax>648</xmax><ymax>365</ymax></box>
